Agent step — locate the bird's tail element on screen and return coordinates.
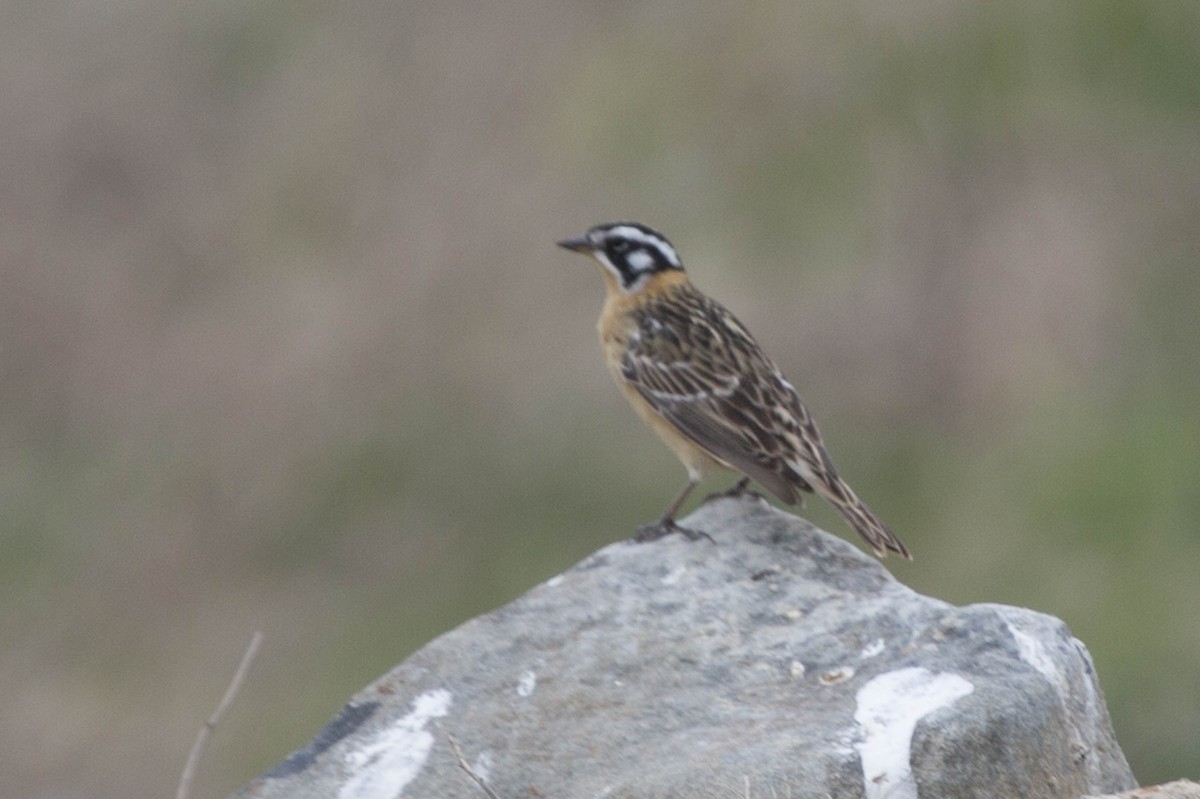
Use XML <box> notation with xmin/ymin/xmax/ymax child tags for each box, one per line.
<box><xmin>826</xmin><ymin>478</ymin><xmax>911</xmax><ymax>560</ymax></box>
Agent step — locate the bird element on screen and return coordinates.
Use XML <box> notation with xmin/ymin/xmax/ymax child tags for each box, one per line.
<box><xmin>556</xmin><ymin>221</ymin><xmax>911</xmax><ymax>559</ymax></box>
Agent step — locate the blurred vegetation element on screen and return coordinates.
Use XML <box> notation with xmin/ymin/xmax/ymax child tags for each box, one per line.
<box><xmin>2</xmin><ymin>2</ymin><xmax>1199</xmax><ymax>796</ymax></box>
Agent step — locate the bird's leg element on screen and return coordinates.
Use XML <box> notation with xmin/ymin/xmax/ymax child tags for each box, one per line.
<box><xmin>703</xmin><ymin>476</ymin><xmax>766</xmax><ymax>504</ymax></box>
<box><xmin>661</xmin><ymin>476</ymin><xmax>698</xmax><ymax>519</ymax></box>
<box><xmin>634</xmin><ymin>478</ymin><xmax>713</xmax><ymax>543</ymax></box>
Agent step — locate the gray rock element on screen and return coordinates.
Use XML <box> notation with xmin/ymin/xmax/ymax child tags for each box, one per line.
<box><xmin>232</xmin><ymin>495</ymin><xmax>1136</xmax><ymax>799</ymax></box>
<box><xmin>1085</xmin><ymin>782</ymin><xmax>1200</xmax><ymax>799</ymax></box>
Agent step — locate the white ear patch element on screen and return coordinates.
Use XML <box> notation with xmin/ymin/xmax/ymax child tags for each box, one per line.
<box><xmin>607</xmin><ymin>225</ymin><xmax>681</xmax><ymax>268</ymax></box>
<box><xmin>627</xmin><ymin>248</ymin><xmax>655</xmax><ymax>272</ymax></box>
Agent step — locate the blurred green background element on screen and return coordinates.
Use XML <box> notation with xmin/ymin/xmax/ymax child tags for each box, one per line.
<box><xmin>3</xmin><ymin>2</ymin><xmax>1198</xmax><ymax>796</ymax></box>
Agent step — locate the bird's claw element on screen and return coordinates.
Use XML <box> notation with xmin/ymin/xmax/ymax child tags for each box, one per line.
<box><xmin>634</xmin><ymin>519</ymin><xmax>714</xmax><ymax>544</ymax></box>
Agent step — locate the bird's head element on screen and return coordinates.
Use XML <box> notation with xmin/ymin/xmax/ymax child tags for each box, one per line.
<box><xmin>557</xmin><ymin>222</ymin><xmax>683</xmax><ymax>295</ymax></box>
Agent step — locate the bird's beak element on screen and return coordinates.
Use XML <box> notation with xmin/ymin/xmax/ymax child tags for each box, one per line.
<box><xmin>556</xmin><ymin>234</ymin><xmax>592</xmax><ymax>253</ymax></box>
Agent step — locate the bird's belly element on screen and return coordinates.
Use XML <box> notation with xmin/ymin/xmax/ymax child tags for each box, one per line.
<box><xmin>614</xmin><ymin>377</ymin><xmax>727</xmax><ymax>481</ymax></box>
<box><xmin>598</xmin><ymin>316</ymin><xmax>727</xmax><ymax>480</ymax></box>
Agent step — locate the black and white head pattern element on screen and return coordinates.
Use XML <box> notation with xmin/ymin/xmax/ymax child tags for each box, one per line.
<box><xmin>586</xmin><ymin>222</ymin><xmax>683</xmax><ymax>293</ymax></box>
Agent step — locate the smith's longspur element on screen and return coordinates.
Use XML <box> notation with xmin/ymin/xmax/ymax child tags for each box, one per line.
<box><xmin>558</xmin><ymin>221</ymin><xmax>910</xmax><ymax>560</ymax></box>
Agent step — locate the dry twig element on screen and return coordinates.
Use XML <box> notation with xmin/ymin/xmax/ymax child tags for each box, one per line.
<box><xmin>176</xmin><ymin>631</ymin><xmax>264</xmax><ymax>799</ymax></box>
<box><xmin>448</xmin><ymin>733</ymin><xmax>503</xmax><ymax>799</ymax></box>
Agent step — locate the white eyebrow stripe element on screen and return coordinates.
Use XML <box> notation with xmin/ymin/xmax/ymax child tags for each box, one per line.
<box><xmin>607</xmin><ymin>225</ymin><xmax>680</xmax><ymax>268</ymax></box>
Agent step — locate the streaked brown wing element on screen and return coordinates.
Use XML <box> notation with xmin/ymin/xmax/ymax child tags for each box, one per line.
<box><xmin>620</xmin><ymin>292</ymin><xmax>814</xmax><ymax>504</ymax></box>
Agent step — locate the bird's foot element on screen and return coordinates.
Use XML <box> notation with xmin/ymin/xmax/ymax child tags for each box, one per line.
<box><xmin>704</xmin><ymin>477</ymin><xmax>767</xmax><ymax>504</ymax></box>
<box><xmin>634</xmin><ymin>518</ymin><xmax>714</xmax><ymax>544</ymax></box>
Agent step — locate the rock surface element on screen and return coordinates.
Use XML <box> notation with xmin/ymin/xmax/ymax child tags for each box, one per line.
<box><xmin>1086</xmin><ymin>782</ymin><xmax>1200</xmax><ymax>799</ymax></box>
<box><xmin>233</xmin><ymin>495</ymin><xmax>1136</xmax><ymax>799</ymax></box>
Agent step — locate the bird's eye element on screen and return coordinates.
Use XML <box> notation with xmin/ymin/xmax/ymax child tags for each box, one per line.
<box><xmin>612</xmin><ymin>239</ymin><xmax>632</xmax><ymax>254</ymax></box>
